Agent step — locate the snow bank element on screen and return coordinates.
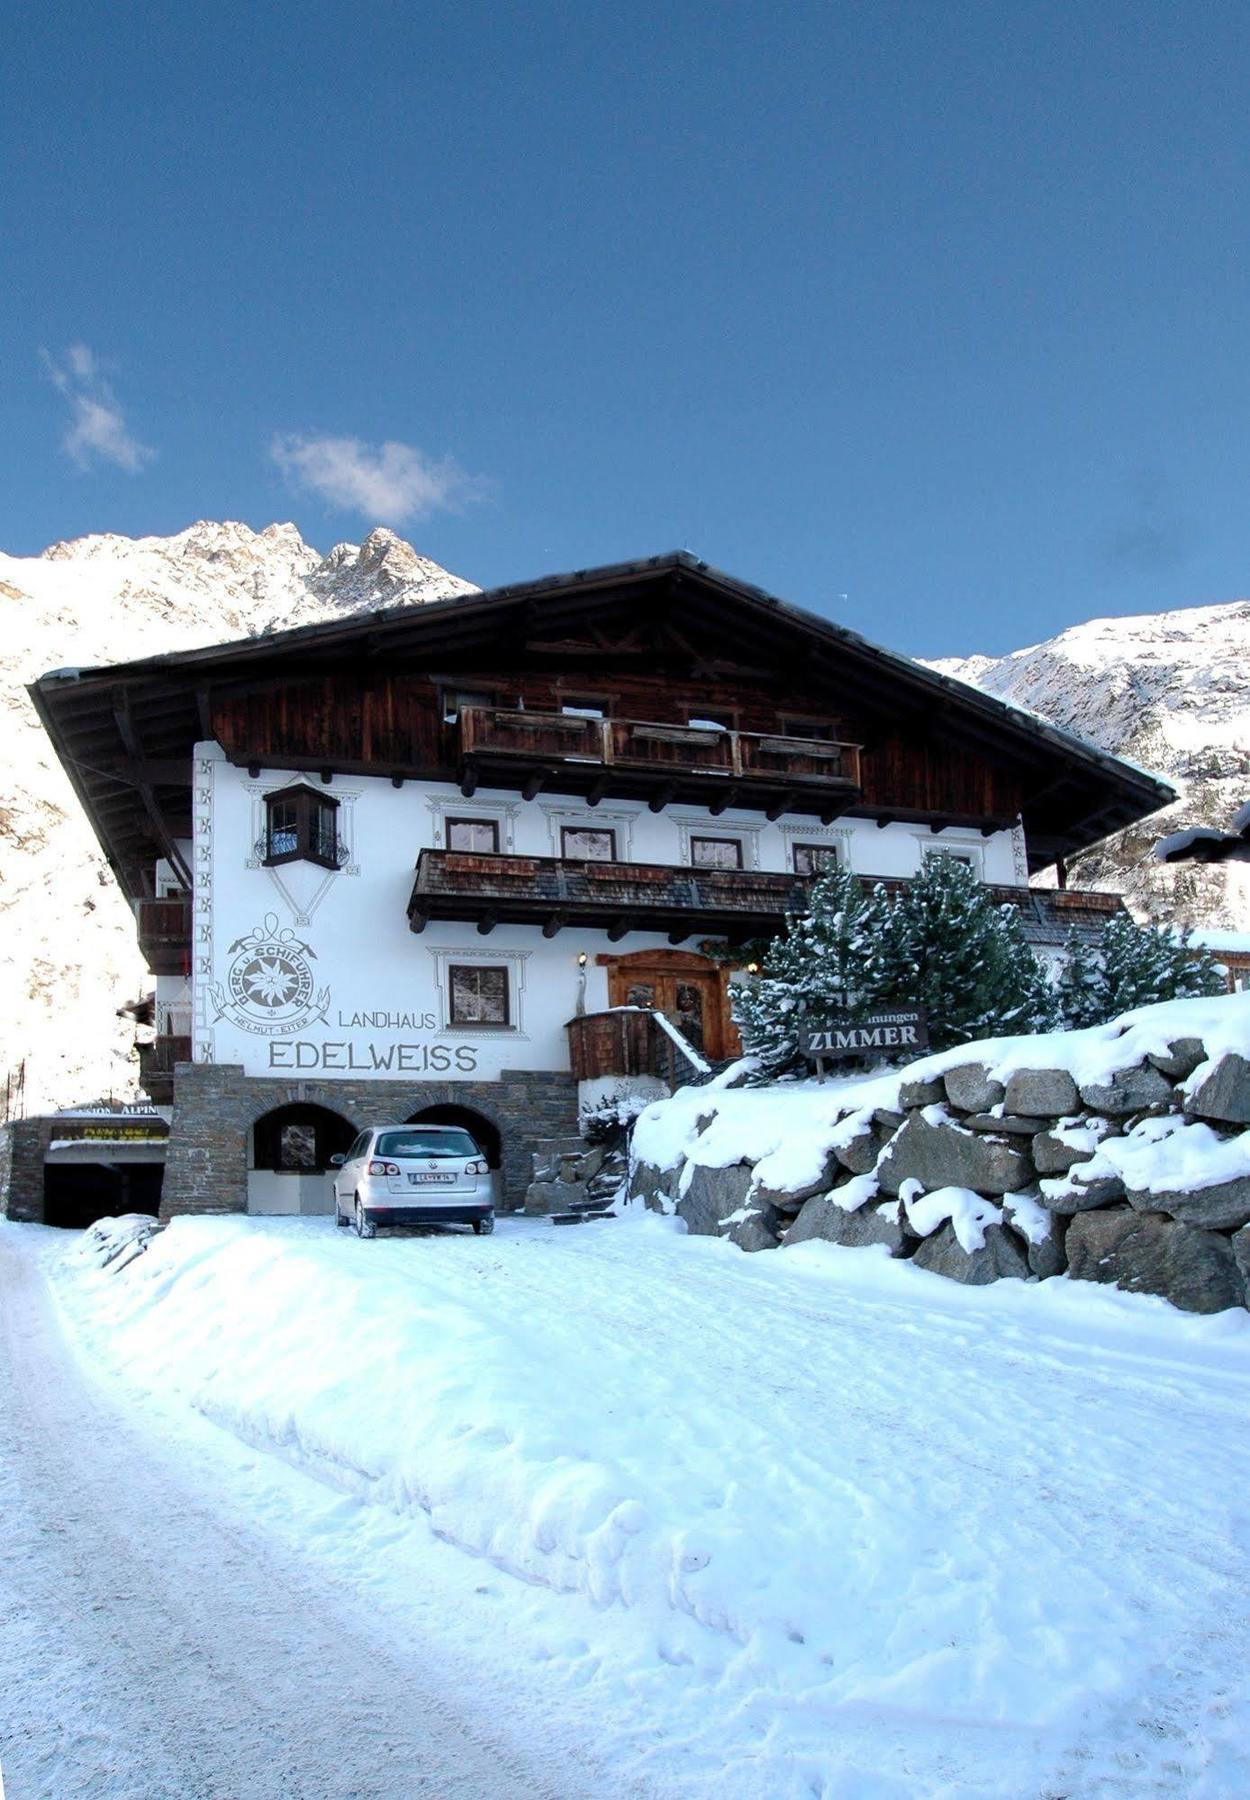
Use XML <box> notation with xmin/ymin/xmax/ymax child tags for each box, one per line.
<box><xmin>52</xmin><ymin>1212</ymin><xmax>1250</xmax><ymax>1797</ymax></box>
<box><xmin>634</xmin><ymin>989</ymin><xmax>1250</xmax><ymax>1181</ymax></box>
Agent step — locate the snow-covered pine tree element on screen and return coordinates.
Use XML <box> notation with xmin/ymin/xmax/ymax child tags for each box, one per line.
<box><xmin>1056</xmin><ymin>925</ymin><xmax>1104</xmax><ymax>1029</ymax></box>
<box><xmin>1096</xmin><ymin>913</ymin><xmax>1225</xmax><ymax>1018</ymax></box>
<box><xmin>732</xmin><ymin>866</ymin><xmax>895</xmax><ymax>1077</ymax></box>
<box><xmin>736</xmin><ymin>856</ymin><xmax>1058</xmax><ymax>1073</ymax></box>
<box><xmin>888</xmin><ymin>855</ymin><xmax>1056</xmax><ymax>1049</ymax></box>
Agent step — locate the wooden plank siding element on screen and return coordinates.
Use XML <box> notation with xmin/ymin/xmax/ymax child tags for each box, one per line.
<box><xmin>212</xmin><ymin>669</ymin><xmax>1023</xmax><ymax>825</ymax></box>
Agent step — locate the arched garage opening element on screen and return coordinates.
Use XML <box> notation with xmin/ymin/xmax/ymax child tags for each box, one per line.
<box><xmin>43</xmin><ymin>1160</ymin><xmax>164</xmax><ymax>1230</ymax></box>
<box><xmin>249</xmin><ymin>1103</ymin><xmax>356</xmax><ymax>1216</ymax></box>
<box><xmin>405</xmin><ymin>1105</ymin><xmax>502</xmax><ymax>1170</ymax></box>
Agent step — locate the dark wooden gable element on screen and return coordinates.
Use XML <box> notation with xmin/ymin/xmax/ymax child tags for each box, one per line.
<box><xmin>30</xmin><ymin>551</ymin><xmax>1175</xmax><ymax>899</ymax></box>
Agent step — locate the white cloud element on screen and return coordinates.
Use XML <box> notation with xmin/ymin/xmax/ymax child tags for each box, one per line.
<box><xmin>40</xmin><ymin>343</ymin><xmax>154</xmax><ymax>472</ymax></box>
<box><xmin>270</xmin><ymin>432</ymin><xmax>483</xmax><ymax>526</ymax></box>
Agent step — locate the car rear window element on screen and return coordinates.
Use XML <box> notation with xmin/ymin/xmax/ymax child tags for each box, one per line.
<box><xmin>374</xmin><ymin>1129</ymin><xmax>480</xmax><ymax>1160</ymax></box>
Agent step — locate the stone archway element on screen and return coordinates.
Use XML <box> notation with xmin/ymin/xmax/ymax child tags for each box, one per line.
<box><xmin>406</xmin><ymin>1104</ymin><xmax>503</xmax><ymax>1170</ymax></box>
<box><xmin>248</xmin><ymin>1101</ymin><xmax>357</xmax><ymax>1215</ymax></box>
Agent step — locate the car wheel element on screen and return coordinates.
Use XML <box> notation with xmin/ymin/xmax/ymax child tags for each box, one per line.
<box><xmin>354</xmin><ymin>1197</ymin><xmax>377</xmax><ymax>1240</ymax></box>
<box><xmin>473</xmin><ymin>1214</ymin><xmax>495</xmax><ymax>1236</ymax></box>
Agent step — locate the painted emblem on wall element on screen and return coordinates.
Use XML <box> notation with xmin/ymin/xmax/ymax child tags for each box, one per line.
<box><xmin>209</xmin><ymin>913</ymin><xmax>331</xmax><ymax>1036</ymax></box>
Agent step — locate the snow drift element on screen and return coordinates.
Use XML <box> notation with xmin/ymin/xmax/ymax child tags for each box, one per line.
<box><xmin>52</xmin><ymin>1207</ymin><xmax>1250</xmax><ymax>1798</ymax></box>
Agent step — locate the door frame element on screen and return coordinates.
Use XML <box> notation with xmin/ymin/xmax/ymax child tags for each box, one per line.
<box><xmin>599</xmin><ymin>948</ymin><xmax>739</xmax><ymax>1060</ymax></box>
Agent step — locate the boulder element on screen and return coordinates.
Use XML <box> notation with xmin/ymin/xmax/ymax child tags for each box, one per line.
<box><xmin>1187</xmin><ymin>1054</ymin><xmax>1250</xmax><ymax>1128</ymax></box>
<box><xmin>524</xmin><ymin>1177</ymin><xmax>591</xmax><ymax>1215</ymax></box>
<box><xmin>675</xmin><ymin>1163</ymin><xmax>753</xmax><ymax>1237</ymax></box>
<box><xmin>1126</xmin><ymin>1174</ymin><xmax>1250</xmax><ymax>1233</ymax></box>
<box><xmin>873</xmin><ymin>1107</ymin><xmax>905</xmax><ymax>1133</ymax></box>
<box><xmin>965</xmin><ymin>1113</ymin><xmax>1047</xmax><ymax>1136</ymax></box>
<box><xmin>911</xmin><ymin>1221</ymin><xmax>1031</xmax><ymax>1285</ymax></box>
<box><xmin>1032</xmin><ymin>1126</ymin><xmax>1106</xmax><ymax>1175</ymax></box>
<box><xmin>942</xmin><ymin>1063</ymin><xmax>1005</xmax><ymax>1113</ymax></box>
<box><xmin>1003</xmin><ymin>1067</ymin><xmax>1080</xmax><ymax>1117</ymax></box>
<box><xmin>629</xmin><ymin>1160</ymin><xmax>678</xmax><ymax>1211</ymax></box>
<box><xmin>558</xmin><ymin>1143</ymin><xmax>606</xmax><ymax>1183</ymax></box>
<box><xmin>1148</xmin><ymin>1038</ymin><xmax>1207</xmax><ymax>1081</ymax></box>
<box><xmin>1039</xmin><ymin>1162</ymin><xmax>1125</xmax><ymax>1214</ymax></box>
<box><xmin>785</xmin><ymin>1192</ymin><xmax>906</xmax><ymax>1255</ymax></box>
<box><xmin>1078</xmin><ymin>1065</ymin><xmax>1175</xmax><ymax>1116</ymax></box>
<box><xmin>898</xmin><ymin>1075</ymin><xmax>946</xmax><ymax>1109</ymax></box>
<box><xmin>1066</xmin><ymin>1209</ymin><xmax>1245</xmax><ymax>1314</ymax></box>
<box><xmin>876</xmin><ymin>1113</ymin><xmax>1033</xmax><ymax>1197</ymax></box>
<box><xmin>722</xmin><ymin>1203</ymin><xmax>784</xmax><ymax>1253</ymax></box>
<box><xmin>1233</xmin><ymin>1224</ymin><xmax>1250</xmax><ymax>1290</ymax></box>
<box><xmin>752</xmin><ymin>1149</ymin><xmax>840</xmax><ymax>1213</ymax></box>
<box><xmin>1002</xmin><ymin>1192</ymin><xmax>1067</xmax><ymax>1279</ymax></box>
<box><xmin>832</xmin><ymin>1121</ymin><xmax>878</xmax><ymax>1176</ymax></box>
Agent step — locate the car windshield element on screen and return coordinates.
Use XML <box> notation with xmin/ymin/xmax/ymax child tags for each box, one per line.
<box><xmin>374</xmin><ymin>1129</ymin><xmax>479</xmax><ymax>1161</ymax></box>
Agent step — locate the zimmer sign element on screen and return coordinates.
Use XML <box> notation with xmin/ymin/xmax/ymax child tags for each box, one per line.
<box><xmin>800</xmin><ymin>1008</ymin><xmax>929</xmax><ymax>1063</ymax></box>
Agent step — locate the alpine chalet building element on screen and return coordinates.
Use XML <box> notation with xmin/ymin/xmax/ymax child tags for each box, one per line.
<box><xmin>31</xmin><ymin>553</ymin><xmax>1173</xmax><ymax>1215</ymax></box>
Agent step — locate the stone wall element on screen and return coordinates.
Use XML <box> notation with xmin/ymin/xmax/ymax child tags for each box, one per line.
<box><xmin>161</xmin><ymin>1063</ymin><xmax>581</xmax><ymax>1217</ymax></box>
<box><xmin>630</xmin><ymin>1038</ymin><xmax>1250</xmax><ymax>1314</ymax></box>
<box><xmin>0</xmin><ymin>1118</ymin><xmax>54</xmax><ymax>1222</ymax></box>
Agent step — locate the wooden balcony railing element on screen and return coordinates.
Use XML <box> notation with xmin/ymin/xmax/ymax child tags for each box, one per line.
<box><xmin>565</xmin><ymin>1010</ymin><xmax>709</xmax><ymax>1087</ymax></box>
<box><xmin>136</xmin><ymin>896</ymin><xmax>192</xmax><ymax>975</ymax></box>
<box><xmin>409</xmin><ymin>851</ymin><xmax>1129</xmax><ymax>951</ymax></box>
<box><xmin>458</xmin><ymin>708</ymin><xmax>861</xmax><ymax>819</ymax></box>
<box><xmin>137</xmin><ymin>1033</ymin><xmax>191</xmax><ymax>1102</ymax></box>
<box><xmin>409</xmin><ymin>851</ymin><xmax>807</xmax><ymax>942</ymax></box>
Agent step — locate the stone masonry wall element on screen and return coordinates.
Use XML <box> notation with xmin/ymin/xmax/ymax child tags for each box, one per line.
<box><xmin>161</xmin><ymin>1063</ymin><xmax>581</xmax><ymax>1217</ymax></box>
<box><xmin>0</xmin><ymin>1118</ymin><xmax>54</xmax><ymax>1222</ymax></box>
<box><xmin>631</xmin><ymin>1035</ymin><xmax>1250</xmax><ymax>1315</ymax></box>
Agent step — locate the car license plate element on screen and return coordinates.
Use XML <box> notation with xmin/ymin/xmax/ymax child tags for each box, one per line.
<box><xmin>409</xmin><ymin>1172</ymin><xmax>456</xmax><ymax>1185</ymax></box>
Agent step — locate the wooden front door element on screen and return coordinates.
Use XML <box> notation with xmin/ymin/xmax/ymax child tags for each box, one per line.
<box><xmin>604</xmin><ymin>951</ymin><xmax>738</xmax><ymax>1061</ymax></box>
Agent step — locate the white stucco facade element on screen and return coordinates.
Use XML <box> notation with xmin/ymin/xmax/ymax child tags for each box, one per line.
<box><xmin>181</xmin><ymin>742</ymin><xmax>1027</xmax><ymax>1086</ymax></box>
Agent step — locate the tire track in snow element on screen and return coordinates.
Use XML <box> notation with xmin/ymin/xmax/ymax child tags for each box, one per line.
<box><xmin>0</xmin><ymin>1230</ymin><xmax>583</xmax><ymax>1800</ymax></box>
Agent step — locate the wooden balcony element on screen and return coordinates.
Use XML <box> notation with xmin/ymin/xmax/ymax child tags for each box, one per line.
<box><xmin>137</xmin><ymin>1033</ymin><xmax>191</xmax><ymax>1103</ymax></box>
<box><xmin>458</xmin><ymin>708</ymin><xmax>861</xmax><ymax>821</ymax></box>
<box><xmin>136</xmin><ymin>896</ymin><xmax>192</xmax><ymax>975</ymax></box>
<box><xmin>409</xmin><ymin>851</ymin><xmax>807</xmax><ymax>943</ymax></box>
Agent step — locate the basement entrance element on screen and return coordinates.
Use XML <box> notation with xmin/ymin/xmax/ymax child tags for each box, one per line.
<box><xmin>43</xmin><ymin>1160</ymin><xmax>164</xmax><ymax>1230</ymax></box>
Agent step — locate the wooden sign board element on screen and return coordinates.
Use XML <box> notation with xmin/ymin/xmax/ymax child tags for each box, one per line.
<box><xmin>800</xmin><ymin>1007</ymin><xmax>929</xmax><ymax>1070</ymax></box>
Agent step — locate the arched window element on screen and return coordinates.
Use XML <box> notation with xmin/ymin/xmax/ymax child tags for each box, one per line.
<box><xmin>263</xmin><ymin>784</ymin><xmax>341</xmax><ymax>870</ymax></box>
<box><xmin>252</xmin><ymin>1103</ymin><xmax>356</xmax><ymax>1173</ymax></box>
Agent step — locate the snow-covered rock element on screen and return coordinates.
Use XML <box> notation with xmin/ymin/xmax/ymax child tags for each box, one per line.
<box><xmin>1</xmin><ymin>521</ymin><xmax>475</xmax><ymax>1111</ymax></box>
<box><xmin>631</xmin><ymin>991</ymin><xmax>1250</xmax><ymax>1312</ymax></box>
<box><xmin>929</xmin><ymin>597</ymin><xmax>1250</xmax><ymax>931</ymax></box>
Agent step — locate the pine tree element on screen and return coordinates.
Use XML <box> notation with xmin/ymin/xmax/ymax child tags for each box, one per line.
<box><xmin>732</xmin><ymin>866</ymin><xmax>896</xmax><ymax>1077</ymax></box>
<box><xmin>888</xmin><ymin>856</ymin><xmax>1057</xmax><ymax>1050</ymax></box>
<box><xmin>1056</xmin><ymin>925</ymin><xmax>1103</xmax><ymax>1029</ymax></box>
<box><xmin>734</xmin><ymin>857</ymin><xmax>1058</xmax><ymax>1072</ymax></box>
<box><xmin>1096</xmin><ymin>913</ymin><xmax>1225</xmax><ymax>1019</ymax></box>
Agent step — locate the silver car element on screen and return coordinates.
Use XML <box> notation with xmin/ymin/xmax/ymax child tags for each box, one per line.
<box><xmin>331</xmin><ymin>1124</ymin><xmax>495</xmax><ymax>1238</ymax></box>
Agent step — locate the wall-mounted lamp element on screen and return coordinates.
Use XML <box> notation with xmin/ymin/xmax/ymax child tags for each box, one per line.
<box><xmin>746</xmin><ymin>962</ymin><xmax>761</xmax><ymax>976</ymax></box>
<box><xmin>577</xmin><ymin>951</ymin><xmax>588</xmax><ymax>967</ymax></box>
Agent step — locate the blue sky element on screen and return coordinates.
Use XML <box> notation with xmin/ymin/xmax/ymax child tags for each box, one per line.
<box><xmin>3</xmin><ymin>2</ymin><xmax>1248</xmax><ymax>657</ymax></box>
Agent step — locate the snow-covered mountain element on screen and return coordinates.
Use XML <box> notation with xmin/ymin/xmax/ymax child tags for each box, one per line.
<box><xmin>929</xmin><ymin>599</ymin><xmax>1250</xmax><ymax>932</ymax></box>
<box><xmin>2</xmin><ymin>521</ymin><xmax>475</xmax><ymax>1113</ymax></box>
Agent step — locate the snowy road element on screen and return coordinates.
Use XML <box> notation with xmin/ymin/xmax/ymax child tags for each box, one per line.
<box><xmin>0</xmin><ymin>1231</ymin><xmax>588</xmax><ymax>1800</ymax></box>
